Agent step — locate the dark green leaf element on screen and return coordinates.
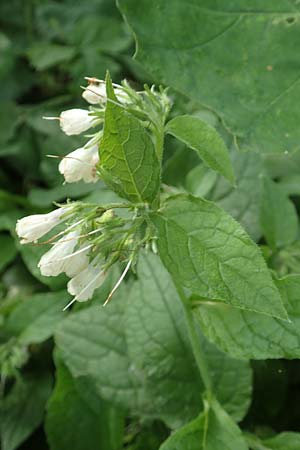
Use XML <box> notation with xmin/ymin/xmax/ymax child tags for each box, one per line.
<box><xmin>166</xmin><ymin>115</ymin><xmax>234</xmax><ymax>184</ymax></box>
<box><xmin>46</xmin><ymin>355</ymin><xmax>124</xmax><ymax>450</ymax></box>
<box><xmin>0</xmin><ymin>374</ymin><xmax>52</xmax><ymax>450</ymax></box>
<box><xmin>0</xmin><ymin>234</ymin><xmax>17</xmax><ymax>272</ymax></box>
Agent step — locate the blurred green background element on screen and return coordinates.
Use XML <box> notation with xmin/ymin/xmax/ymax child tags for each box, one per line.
<box><xmin>2</xmin><ymin>2</ymin><xmax>300</xmax><ymax>450</ymax></box>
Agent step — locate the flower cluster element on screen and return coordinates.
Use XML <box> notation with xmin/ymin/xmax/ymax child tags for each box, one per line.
<box><xmin>16</xmin><ymin>76</ymin><xmax>168</xmax><ymax>310</ymax></box>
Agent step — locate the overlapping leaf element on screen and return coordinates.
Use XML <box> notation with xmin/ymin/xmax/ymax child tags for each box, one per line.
<box><xmin>151</xmin><ymin>194</ymin><xmax>287</xmax><ymax>319</ymax></box>
<box><xmin>119</xmin><ymin>0</ymin><xmax>300</xmax><ymax>154</ymax></box>
<box><xmin>195</xmin><ymin>275</ymin><xmax>300</xmax><ymax>359</ymax></box>
<box><xmin>100</xmin><ymin>73</ymin><xmax>160</xmax><ymax>204</ymax></box>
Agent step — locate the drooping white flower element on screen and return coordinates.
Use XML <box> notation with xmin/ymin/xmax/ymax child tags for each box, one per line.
<box><xmin>82</xmin><ymin>83</ymin><xmax>106</xmax><ymax>104</ymax></box>
<box><xmin>83</xmin><ymin>78</ymin><xmax>130</xmax><ymax>105</ymax></box>
<box><xmin>16</xmin><ymin>207</ymin><xmax>71</xmax><ymax>244</ymax></box>
<box><xmin>58</xmin><ymin>145</ymin><xmax>99</xmax><ymax>183</ymax></box>
<box><xmin>59</xmin><ymin>109</ymin><xmax>94</xmax><ymax>135</ymax></box>
<box><xmin>67</xmin><ymin>259</ymin><xmax>106</xmax><ymax>302</ymax></box>
<box><xmin>38</xmin><ymin>230</ymin><xmax>90</xmax><ymax>277</ymax></box>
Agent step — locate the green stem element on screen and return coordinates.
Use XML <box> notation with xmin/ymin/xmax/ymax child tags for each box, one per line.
<box><xmin>155</xmin><ymin>126</ymin><xmax>165</xmax><ymax>162</ymax></box>
<box><xmin>173</xmin><ymin>279</ymin><xmax>213</xmax><ymax>393</ymax></box>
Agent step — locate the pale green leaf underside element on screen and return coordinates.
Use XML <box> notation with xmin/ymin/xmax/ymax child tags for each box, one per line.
<box><xmin>166</xmin><ymin>115</ymin><xmax>235</xmax><ymax>184</ymax></box>
<box><xmin>151</xmin><ymin>194</ymin><xmax>287</xmax><ymax>319</ymax></box>
<box><xmin>100</xmin><ymin>75</ymin><xmax>160</xmax><ymax>204</ymax></box>
<box><xmin>160</xmin><ymin>399</ymin><xmax>247</xmax><ymax>450</ymax></box>
<box><xmin>119</xmin><ymin>0</ymin><xmax>300</xmax><ymax>154</ymax></box>
<box><xmin>195</xmin><ymin>275</ymin><xmax>300</xmax><ymax>360</ymax></box>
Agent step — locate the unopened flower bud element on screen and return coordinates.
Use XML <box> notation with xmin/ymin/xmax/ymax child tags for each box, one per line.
<box><xmin>82</xmin><ymin>83</ymin><xmax>106</xmax><ymax>104</ymax></box>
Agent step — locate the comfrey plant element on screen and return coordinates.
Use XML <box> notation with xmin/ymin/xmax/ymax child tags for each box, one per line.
<box><xmin>15</xmin><ymin>73</ymin><xmax>291</xmax><ymax>448</ymax></box>
<box><xmin>16</xmin><ymin>74</ymin><xmax>171</xmax><ymax>310</ymax></box>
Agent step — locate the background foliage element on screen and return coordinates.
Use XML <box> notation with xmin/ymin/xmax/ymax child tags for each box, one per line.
<box><xmin>2</xmin><ymin>1</ymin><xmax>300</xmax><ymax>449</ymax></box>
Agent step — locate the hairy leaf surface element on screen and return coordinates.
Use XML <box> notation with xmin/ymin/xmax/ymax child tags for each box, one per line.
<box><xmin>100</xmin><ymin>73</ymin><xmax>160</xmax><ymax>204</ymax></box>
<box><xmin>195</xmin><ymin>275</ymin><xmax>300</xmax><ymax>359</ymax></box>
<box><xmin>119</xmin><ymin>0</ymin><xmax>300</xmax><ymax>154</ymax></box>
<box><xmin>151</xmin><ymin>194</ymin><xmax>287</xmax><ymax>319</ymax></box>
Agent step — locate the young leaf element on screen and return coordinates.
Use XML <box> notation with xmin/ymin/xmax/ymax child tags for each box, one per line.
<box><xmin>125</xmin><ymin>252</ymin><xmax>252</xmax><ymax>425</ymax></box>
<box><xmin>260</xmin><ymin>176</ymin><xmax>298</xmax><ymax>250</ymax></box>
<box><xmin>159</xmin><ymin>399</ymin><xmax>248</xmax><ymax>450</ymax></box>
<box><xmin>99</xmin><ymin>73</ymin><xmax>160</xmax><ymax>204</ymax></box>
<box><xmin>46</xmin><ymin>354</ymin><xmax>124</xmax><ymax>450</ymax></box>
<box><xmin>119</xmin><ymin>0</ymin><xmax>300</xmax><ymax>154</ymax></box>
<box><xmin>0</xmin><ymin>374</ymin><xmax>52</xmax><ymax>450</ymax></box>
<box><xmin>151</xmin><ymin>194</ymin><xmax>287</xmax><ymax>319</ymax></box>
<box><xmin>195</xmin><ymin>275</ymin><xmax>300</xmax><ymax>359</ymax></box>
<box><xmin>166</xmin><ymin>115</ymin><xmax>234</xmax><ymax>184</ymax></box>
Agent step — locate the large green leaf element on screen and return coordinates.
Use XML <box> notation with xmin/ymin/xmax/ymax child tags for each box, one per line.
<box><xmin>159</xmin><ymin>399</ymin><xmax>247</xmax><ymax>450</ymax></box>
<box><xmin>56</xmin><ymin>255</ymin><xmax>251</xmax><ymax>428</ymax></box>
<box><xmin>119</xmin><ymin>0</ymin><xmax>300</xmax><ymax>154</ymax></box>
<box><xmin>151</xmin><ymin>194</ymin><xmax>287</xmax><ymax>319</ymax></box>
<box><xmin>260</xmin><ymin>176</ymin><xmax>299</xmax><ymax>249</ymax></box>
<box><xmin>0</xmin><ymin>374</ymin><xmax>52</xmax><ymax>450</ymax></box>
<box><xmin>166</xmin><ymin>115</ymin><xmax>234</xmax><ymax>184</ymax></box>
<box><xmin>125</xmin><ymin>252</ymin><xmax>252</xmax><ymax>424</ymax></box>
<box><xmin>195</xmin><ymin>275</ymin><xmax>300</xmax><ymax>359</ymax></box>
<box><xmin>46</xmin><ymin>355</ymin><xmax>124</xmax><ymax>450</ymax></box>
<box><xmin>100</xmin><ymin>73</ymin><xmax>160</xmax><ymax>204</ymax></box>
<box><xmin>55</xmin><ymin>287</ymin><xmax>155</xmax><ymax>420</ymax></box>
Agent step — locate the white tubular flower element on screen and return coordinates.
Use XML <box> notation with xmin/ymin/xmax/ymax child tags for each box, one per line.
<box><xmin>83</xmin><ymin>78</ymin><xmax>130</xmax><ymax>105</ymax></box>
<box><xmin>16</xmin><ymin>207</ymin><xmax>71</xmax><ymax>244</ymax></box>
<box><xmin>38</xmin><ymin>230</ymin><xmax>89</xmax><ymax>277</ymax></box>
<box><xmin>64</xmin><ymin>244</ymin><xmax>91</xmax><ymax>278</ymax></box>
<box><xmin>59</xmin><ymin>145</ymin><xmax>99</xmax><ymax>183</ymax></box>
<box><xmin>60</xmin><ymin>109</ymin><xmax>94</xmax><ymax>135</ymax></box>
<box><xmin>82</xmin><ymin>83</ymin><xmax>106</xmax><ymax>104</ymax></box>
<box><xmin>67</xmin><ymin>260</ymin><xmax>106</xmax><ymax>302</ymax></box>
